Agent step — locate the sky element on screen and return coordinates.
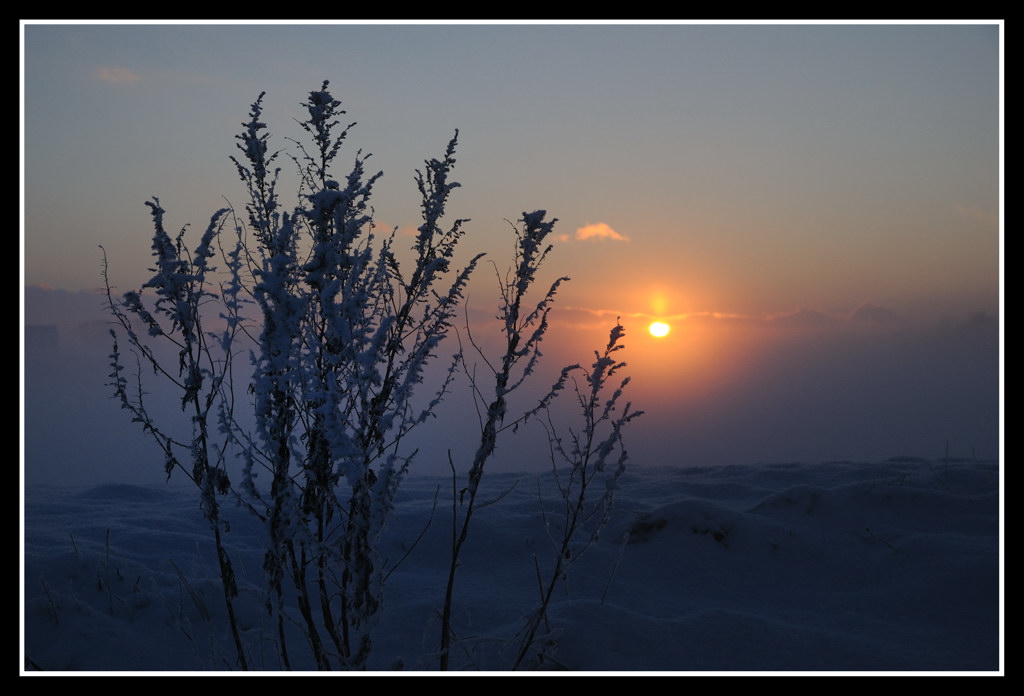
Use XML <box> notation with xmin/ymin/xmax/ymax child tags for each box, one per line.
<box><xmin>20</xmin><ymin>21</ymin><xmax>1003</xmax><ymax>486</ymax></box>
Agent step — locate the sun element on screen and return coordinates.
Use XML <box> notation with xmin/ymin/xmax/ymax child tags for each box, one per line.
<box><xmin>648</xmin><ymin>321</ymin><xmax>671</xmax><ymax>338</ymax></box>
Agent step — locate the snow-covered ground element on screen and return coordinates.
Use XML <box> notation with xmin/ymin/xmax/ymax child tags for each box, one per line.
<box><xmin>22</xmin><ymin>458</ymin><xmax>1002</xmax><ymax>674</ymax></box>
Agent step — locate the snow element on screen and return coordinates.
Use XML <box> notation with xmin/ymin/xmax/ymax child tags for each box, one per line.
<box><xmin>22</xmin><ymin>458</ymin><xmax>1002</xmax><ymax>674</ymax></box>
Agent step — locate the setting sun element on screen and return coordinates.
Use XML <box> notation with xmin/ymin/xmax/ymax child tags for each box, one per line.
<box><xmin>648</xmin><ymin>321</ymin><xmax>671</xmax><ymax>338</ymax></box>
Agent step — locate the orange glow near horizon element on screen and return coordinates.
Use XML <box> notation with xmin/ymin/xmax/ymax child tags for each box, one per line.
<box><xmin>612</xmin><ymin>311</ymin><xmax>778</xmax><ymax>407</ymax></box>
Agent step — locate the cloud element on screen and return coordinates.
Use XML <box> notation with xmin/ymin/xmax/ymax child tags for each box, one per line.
<box><xmin>575</xmin><ymin>222</ymin><xmax>628</xmax><ymax>242</ymax></box>
<box><xmin>954</xmin><ymin>205</ymin><xmax>998</xmax><ymax>226</ymax></box>
<box><xmin>766</xmin><ymin>304</ymin><xmax>912</xmax><ymax>330</ymax></box>
<box><xmin>553</xmin><ymin>305</ymin><xmax>757</xmax><ymax>333</ymax></box>
<box><xmin>95</xmin><ymin>67</ymin><xmax>141</xmax><ymax>84</ymax></box>
<box><xmin>849</xmin><ymin>302</ymin><xmax>906</xmax><ymax>325</ymax></box>
<box><xmin>933</xmin><ymin>310</ymin><xmax>999</xmax><ymax>342</ymax></box>
<box><xmin>765</xmin><ymin>305</ymin><xmax>834</xmax><ymax>327</ymax></box>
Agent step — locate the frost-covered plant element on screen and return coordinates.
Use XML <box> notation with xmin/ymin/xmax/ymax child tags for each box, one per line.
<box><xmin>511</xmin><ymin>321</ymin><xmax>643</xmax><ymax>669</ymax></box>
<box><xmin>105</xmin><ymin>80</ymin><xmax>640</xmax><ymax>671</ymax></box>
<box><xmin>225</xmin><ymin>83</ymin><xmax>481</xmax><ymax>670</ymax></box>
<box><xmin>102</xmin><ymin>201</ymin><xmax>249</xmax><ymax>669</ymax></box>
<box><xmin>108</xmin><ymin>81</ymin><xmax>487</xmax><ymax>670</ymax></box>
<box><xmin>438</xmin><ymin>212</ymin><xmax>568</xmax><ymax>669</ymax></box>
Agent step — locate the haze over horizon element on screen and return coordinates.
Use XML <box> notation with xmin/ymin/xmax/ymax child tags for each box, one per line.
<box><xmin>22</xmin><ymin>21</ymin><xmax>1002</xmax><ymax>486</ymax></box>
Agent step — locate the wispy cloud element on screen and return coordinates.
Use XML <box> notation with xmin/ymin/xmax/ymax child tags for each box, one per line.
<box><xmin>558</xmin><ymin>302</ymin><xmax>915</xmax><ymax>332</ymax></box>
<box><xmin>575</xmin><ymin>222</ymin><xmax>628</xmax><ymax>242</ymax></box>
<box><xmin>95</xmin><ymin>67</ymin><xmax>141</xmax><ymax>84</ymax></box>
<box><xmin>954</xmin><ymin>205</ymin><xmax>998</xmax><ymax>226</ymax></box>
<box><xmin>554</xmin><ymin>306</ymin><xmax>735</xmax><ymax>331</ymax></box>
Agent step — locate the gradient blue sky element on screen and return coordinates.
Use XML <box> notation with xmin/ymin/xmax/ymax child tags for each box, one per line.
<box><xmin>21</xmin><ymin>21</ymin><xmax>1003</xmax><ymax>484</ymax></box>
